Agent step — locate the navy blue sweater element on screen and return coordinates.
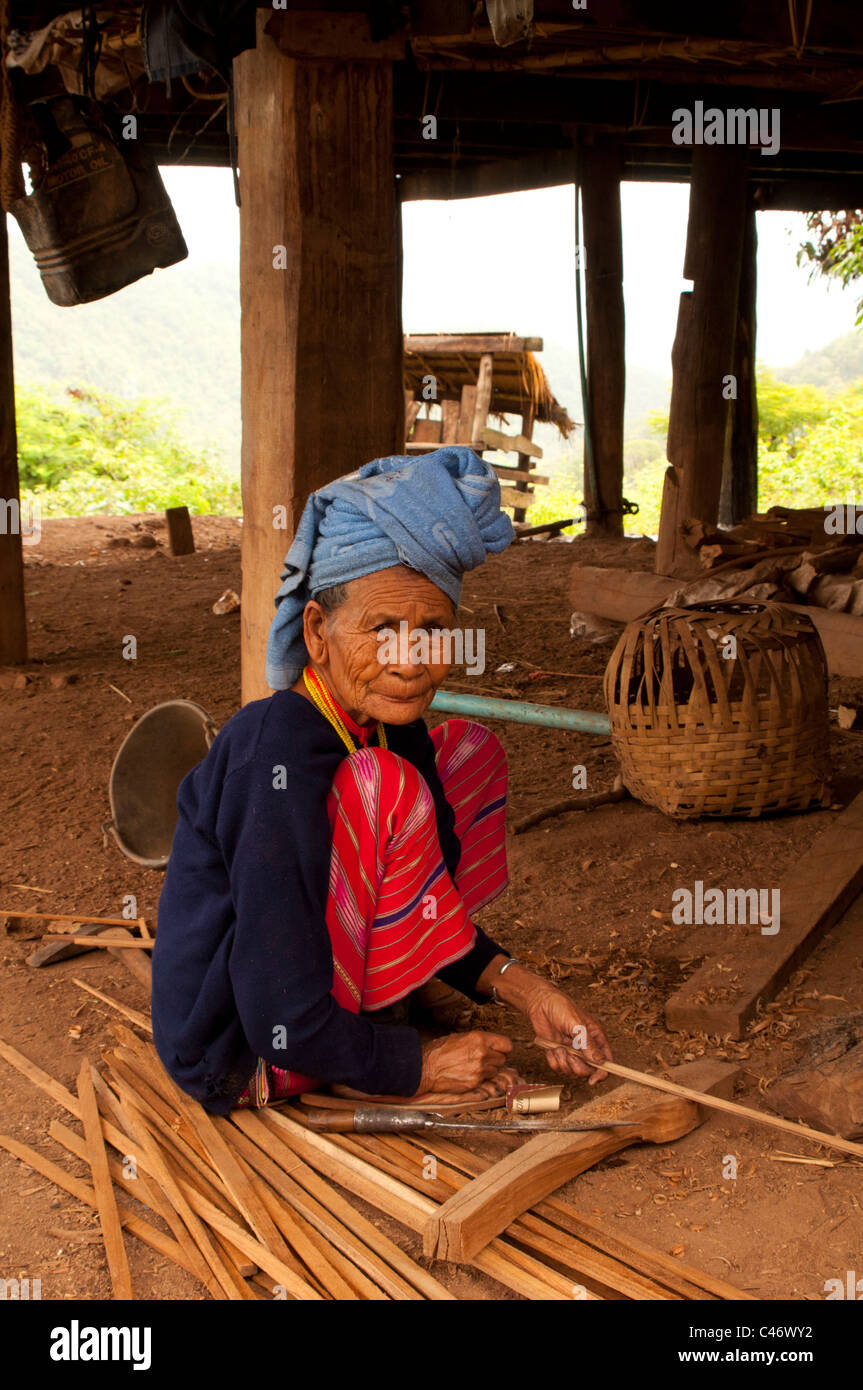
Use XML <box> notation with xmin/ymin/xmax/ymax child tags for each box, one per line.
<box><xmin>152</xmin><ymin>691</ymin><xmax>504</xmax><ymax>1113</ymax></box>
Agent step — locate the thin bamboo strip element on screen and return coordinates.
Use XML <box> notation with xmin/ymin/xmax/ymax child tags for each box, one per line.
<box><xmin>262</xmin><ymin>1110</ymin><xmax>578</xmax><ymax>1300</ymax></box>
<box><xmin>76</xmin><ymin>1063</ymin><xmax>134</xmax><ymax>1300</ymax></box>
<box><xmin>350</xmin><ymin>1132</ymin><xmax>674</xmax><ymax>1301</ymax></box>
<box><xmin>73</xmin><ymin>979</ymin><xmax>152</xmax><ymax>1033</ymax></box>
<box><xmin>114</xmin><ymin>1081</ymin><xmax>251</xmax><ymax>1301</ymax></box>
<box><xmin>229</xmin><ymin>1110</ymin><xmax>451</xmax><ymax>1301</ymax></box>
<box><xmin>1</xmin><ymin>1129</ymin><xmax>200</xmax><ymax>1284</ymax></box>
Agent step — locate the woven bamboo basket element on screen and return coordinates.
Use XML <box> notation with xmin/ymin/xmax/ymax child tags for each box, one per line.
<box><xmin>603</xmin><ymin>601</ymin><xmax>832</xmax><ymax>818</ymax></box>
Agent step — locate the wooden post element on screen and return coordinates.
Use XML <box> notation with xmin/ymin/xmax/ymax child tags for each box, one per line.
<box><xmin>165</xmin><ymin>505</ymin><xmax>195</xmax><ymax>556</ymax></box>
<box><xmin>720</xmin><ymin>203</ymin><xmax>758</xmax><ymax>526</ymax></box>
<box><xmin>471</xmin><ymin>353</ymin><xmax>494</xmax><ymax>448</ymax></box>
<box><xmin>512</xmin><ymin>404</ymin><xmax>535</xmax><ymax>524</ymax></box>
<box><xmin>655</xmin><ymin>290</ymin><xmax>693</xmax><ymax>574</ymax></box>
<box><xmin>580</xmin><ymin>139</ymin><xmax>625</xmax><ymax>538</ymax></box>
<box><xmin>662</xmin><ymin>146</ymin><xmax>749</xmax><ymax>573</ymax></box>
<box><xmin>234</xmin><ymin>11</ymin><xmax>403</xmax><ymax>705</ymax></box>
<box><xmin>0</xmin><ymin>210</ymin><xmax>26</xmax><ymax>665</ymax></box>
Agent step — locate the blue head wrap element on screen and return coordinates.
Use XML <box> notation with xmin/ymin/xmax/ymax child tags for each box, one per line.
<box><xmin>264</xmin><ymin>446</ymin><xmax>515</xmax><ymax>690</ymax></box>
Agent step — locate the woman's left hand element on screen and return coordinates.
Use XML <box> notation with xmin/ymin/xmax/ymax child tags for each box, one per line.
<box><xmin>526</xmin><ymin>985</ymin><xmax>612</xmax><ymax>1086</ymax></box>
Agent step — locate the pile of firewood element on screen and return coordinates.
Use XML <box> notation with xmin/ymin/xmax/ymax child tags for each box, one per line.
<box><xmin>674</xmin><ymin>507</ymin><xmax>863</xmax><ymax>614</ymax></box>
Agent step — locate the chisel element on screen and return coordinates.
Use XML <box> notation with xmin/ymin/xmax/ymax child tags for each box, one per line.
<box><xmin>301</xmin><ymin>1104</ymin><xmax>639</xmax><ymax>1134</ymax></box>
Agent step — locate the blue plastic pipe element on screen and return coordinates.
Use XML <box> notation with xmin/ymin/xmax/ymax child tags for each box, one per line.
<box><xmin>430</xmin><ymin>689</ymin><xmax>610</xmax><ymax>736</ymax></box>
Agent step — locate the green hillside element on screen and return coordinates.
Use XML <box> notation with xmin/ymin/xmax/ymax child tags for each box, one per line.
<box><xmin>8</xmin><ymin>229</ymin><xmax>240</xmax><ymax>458</ymax></box>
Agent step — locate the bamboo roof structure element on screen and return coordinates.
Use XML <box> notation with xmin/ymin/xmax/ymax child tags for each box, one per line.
<box><xmin>403</xmin><ymin>333</ymin><xmax>576</xmax><ymax>438</ymax></box>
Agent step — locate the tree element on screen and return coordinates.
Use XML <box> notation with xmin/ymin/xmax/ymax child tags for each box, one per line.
<box><xmin>798</xmin><ymin>210</ymin><xmax>863</xmax><ymax>324</ymax></box>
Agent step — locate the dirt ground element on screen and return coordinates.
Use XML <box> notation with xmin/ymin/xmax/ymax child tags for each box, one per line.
<box><xmin>2</xmin><ymin>513</ymin><xmax>862</xmax><ymax>1301</ymax></box>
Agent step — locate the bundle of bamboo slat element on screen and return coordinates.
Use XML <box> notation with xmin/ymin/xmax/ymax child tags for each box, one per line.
<box><xmin>0</xmin><ymin>990</ymin><xmax>750</xmax><ymax>1301</ymax></box>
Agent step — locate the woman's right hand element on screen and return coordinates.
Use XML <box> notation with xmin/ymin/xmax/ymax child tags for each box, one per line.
<box><xmin>417</xmin><ymin>1029</ymin><xmax>514</xmax><ymax>1096</ymax></box>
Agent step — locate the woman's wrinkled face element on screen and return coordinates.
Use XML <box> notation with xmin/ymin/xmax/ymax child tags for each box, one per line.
<box><xmin>301</xmin><ymin>567</ymin><xmax>457</xmax><ymax>725</ymax></box>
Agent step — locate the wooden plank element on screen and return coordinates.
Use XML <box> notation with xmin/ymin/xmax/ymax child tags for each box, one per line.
<box><xmin>405</xmin><ymin>334</ymin><xmax>542</xmax><ymax>355</ymax></box>
<box><xmin>440</xmin><ymin>398</ymin><xmax>460</xmax><ymax>444</ymax></box>
<box><xmin>581</xmin><ymin>138</ymin><xmax>625</xmax><ymax>537</ymax></box>
<box><xmin>0</xmin><ymin>207</ymin><xmax>26</xmax><ymax>666</ymax></box>
<box><xmin>481</xmin><ymin>425</ymin><xmax>543</xmax><ymax>458</ymax></box>
<box><xmin>165</xmin><ymin>505</ymin><xmax>195</xmax><ymax>556</ymax></box>
<box><xmin>567</xmin><ymin>565</ymin><xmax>863</xmax><ymax>677</ymax></box>
<box><xmin>499</xmin><ymin>485</ymin><xmax>535</xmax><ymax>509</ymax></box>
<box><xmin>666</xmin><ymin>790</ymin><xmax>863</xmax><ymax>1038</ymax></box>
<box><xmin>404</xmin><ymin>395</ymin><xmax>421</xmax><ymax>434</ymax></box>
<box><xmin>43</xmin><ymin>935</ymin><xmax>152</xmax><ymax>950</ymax></box>
<box><xmin>424</xmin><ymin>1059</ymin><xmax>738</xmax><ymax>1262</ymax></box>
<box><xmin>492</xmin><ymin>465</ymin><xmax>549</xmax><ymax>486</ymax></box>
<box><xmin>471</xmin><ymin>352</ymin><xmax>494</xmax><ymax>443</ymax></box>
<box><xmin>234</xmin><ymin>10</ymin><xmax>403</xmax><ymax>703</ymax></box>
<box><xmin>457</xmin><ymin>383</ymin><xmax>477</xmax><ymax>443</ymax></box>
<box><xmin>76</xmin><ymin>1063</ymin><xmax>134</xmax><ymax>1299</ymax></box>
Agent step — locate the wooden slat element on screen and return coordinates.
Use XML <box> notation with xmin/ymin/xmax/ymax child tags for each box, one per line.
<box><xmin>114</xmin><ymin>1081</ymin><xmax>252</xmax><ymax>1301</ymax></box>
<box><xmin>481</xmin><ymin>425</ymin><xmax>543</xmax><ymax>458</ymax></box>
<box><xmin>76</xmin><ymin>1063</ymin><xmax>134</xmax><ymax>1300</ymax></box>
<box><xmin>231</xmin><ymin>1110</ymin><xmax>451</xmax><ymax>1300</ymax></box>
<box><xmin>263</xmin><ymin>1110</ymin><xmax>575</xmax><ymax>1300</ymax></box>
<box><xmin>499</xmin><ymin>485</ymin><xmax>535</xmax><ymax>509</ymax></box>
<box><xmin>492</xmin><ymin>465</ymin><xmax>549</xmax><ymax>485</ymax></box>
<box><xmin>72</xmin><ymin>979</ymin><xmax>152</xmax><ymax>1033</ymax></box>
<box><xmin>0</xmin><ymin>1129</ymin><xmax>203</xmax><ymax>1285</ymax></box>
<box><xmin>666</xmin><ymin>789</ymin><xmax>863</xmax><ymax>1037</ymax></box>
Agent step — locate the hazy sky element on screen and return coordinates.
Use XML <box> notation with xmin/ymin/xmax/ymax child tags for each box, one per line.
<box><xmin>161</xmin><ymin>166</ymin><xmax>859</xmax><ymax>376</ymax></box>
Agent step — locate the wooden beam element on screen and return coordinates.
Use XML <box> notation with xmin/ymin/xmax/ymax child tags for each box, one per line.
<box><xmin>423</xmin><ymin>1058</ymin><xmax>738</xmax><ymax>1262</ymax></box>
<box><xmin>666</xmin><ymin>790</ymin><xmax>863</xmax><ymax>1039</ymax></box>
<box><xmin>234</xmin><ymin>11</ymin><xmax>403</xmax><ymax>704</ymax></box>
<box><xmin>0</xmin><ymin>209</ymin><xmax>26</xmax><ymax>665</ymax></box>
<box><xmin>666</xmin><ymin>145</ymin><xmax>749</xmax><ymax>572</ymax></box>
<box><xmin>266</xmin><ymin>10</ymin><xmax>406</xmax><ymax>60</ymax></box>
<box><xmin>512</xmin><ymin>405</ymin><xmax>536</xmax><ymax>524</ymax></box>
<box><xmin>581</xmin><ymin>138</ymin><xmax>625</xmax><ymax>538</ymax></box>
<box><xmin>405</xmin><ymin>334</ymin><xmax>542</xmax><ymax>355</ymax></box>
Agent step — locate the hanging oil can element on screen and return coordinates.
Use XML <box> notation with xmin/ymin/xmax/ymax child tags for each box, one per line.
<box><xmin>9</xmin><ymin>94</ymin><xmax>188</xmax><ymax>306</ymax></box>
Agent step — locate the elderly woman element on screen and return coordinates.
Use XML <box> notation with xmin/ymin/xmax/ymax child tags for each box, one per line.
<box><xmin>153</xmin><ymin>448</ymin><xmax>612</xmax><ymax>1113</ymax></box>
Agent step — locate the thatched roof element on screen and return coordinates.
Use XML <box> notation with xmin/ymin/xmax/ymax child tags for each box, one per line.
<box><xmin>403</xmin><ymin>333</ymin><xmax>576</xmax><ymax>438</ymax></box>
